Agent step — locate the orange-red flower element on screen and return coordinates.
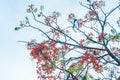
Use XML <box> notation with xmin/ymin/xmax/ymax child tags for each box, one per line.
<box><xmin>96</xmin><ymin>32</ymin><xmax>106</xmax><ymax>41</ymax></box>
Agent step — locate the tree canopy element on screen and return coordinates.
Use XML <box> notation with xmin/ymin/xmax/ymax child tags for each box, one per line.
<box><xmin>15</xmin><ymin>0</ymin><xmax>120</xmax><ymax>80</ymax></box>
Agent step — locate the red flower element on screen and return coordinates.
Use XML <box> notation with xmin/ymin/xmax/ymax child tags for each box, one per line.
<box><xmin>85</xmin><ymin>51</ymin><xmax>89</xmax><ymax>58</ymax></box>
<box><xmin>77</xmin><ymin>19</ymin><xmax>84</xmax><ymax>27</ymax></box>
<box><xmin>79</xmin><ymin>59</ymin><xmax>84</xmax><ymax>64</ymax></box>
<box><xmin>88</xmin><ymin>32</ymin><xmax>93</xmax><ymax>36</ymax></box>
<box><xmin>92</xmin><ymin>0</ymin><xmax>105</xmax><ymax>9</ymax></box>
<box><xmin>79</xmin><ymin>39</ymin><xmax>85</xmax><ymax>46</ymax></box>
<box><xmin>28</xmin><ymin>4</ymin><xmax>34</xmax><ymax>9</ymax></box>
<box><xmin>67</xmin><ymin>13</ymin><xmax>76</xmax><ymax>22</ymax></box>
<box><xmin>30</xmin><ymin>43</ymin><xmax>43</xmax><ymax>58</ymax></box>
<box><xmin>47</xmin><ymin>75</ymin><xmax>53</xmax><ymax>79</ymax></box>
<box><xmin>88</xmin><ymin>11</ymin><xmax>96</xmax><ymax>16</ymax></box>
<box><xmin>97</xmin><ymin>32</ymin><xmax>106</xmax><ymax>41</ymax></box>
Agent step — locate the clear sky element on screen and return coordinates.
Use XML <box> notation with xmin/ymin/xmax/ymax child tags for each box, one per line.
<box><xmin>0</xmin><ymin>0</ymin><xmax>80</xmax><ymax>80</ymax></box>
<box><xmin>0</xmin><ymin>0</ymin><xmax>119</xmax><ymax>80</ymax></box>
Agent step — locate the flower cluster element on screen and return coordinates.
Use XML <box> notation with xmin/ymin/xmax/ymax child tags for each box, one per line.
<box><xmin>111</xmin><ymin>47</ymin><xmax>120</xmax><ymax>59</ymax></box>
<box><xmin>79</xmin><ymin>39</ymin><xmax>85</xmax><ymax>46</ymax></box>
<box><xmin>44</xmin><ymin>11</ymin><xmax>60</xmax><ymax>26</ymax></box>
<box><xmin>26</xmin><ymin>4</ymin><xmax>38</xmax><ymax>13</ymax></box>
<box><xmin>50</xmin><ymin>28</ymin><xmax>60</xmax><ymax>39</ymax></box>
<box><xmin>84</xmin><ymin>11</ymin><xmax>97</xmax><ymax>21</ymax></box>
<box><xmin>26</xmin><ymin>39</ymin><xmax>37</xmax><ymax>50</ymax></box>
<box><xmin>79</xmin><ymin>50</ymin><xmax>103</xmax><ymax>73</ymax></box>
<box><xmin>92</xmin><ymin>0</ymin><xmax>105</xmax><ymax>9</ymax></box>
<box><xmin>88</xmin><ymin>32</ymin><xmax>94</xmax><ymax>37</ymax></box>
<box><xmin>21</xmin><ymin>1</ymin><xmax>120</xmax><ymax>79</ymax></box>
<box><xmin>77</xmin><ymin>19</ymin><xmax>85</xmax><ymax>27</ymax></box>
<box><xmin>28</xmin><ymin>4</ymin><xmax>34</xmax><ymax>10</ymax></box>
<box><xmin>67</xmin><ymin>13</ymin><xmax>76</xmax><ymax>23</ymax></box>
<box><xmin>52</xmin><ymin>11</ymin><xmax>61</xmax><ymax>19</ymax></box>
<box><xmin>30</xmin><ymin>40</ymin><xmax>58</xmax><ymax>60</ymax></box>
<box><xmin>27</xmin><ymin>40</ymin><xmax>71</xmax><ymax>79</ymax></box>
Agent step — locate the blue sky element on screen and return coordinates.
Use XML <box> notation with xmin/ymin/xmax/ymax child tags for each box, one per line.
<box><xmin>0</xmin><ymin>0</ymin><xmax>80</xmax><ymax>80</ymax></box>
<box><xmin>0</xmin><ymin>0</ymin><xmax>119</xmax><ymax>80</ymax></box>
<box><xmin>0</xmin><ymin>0</ymin><xmax>38</xmax><ymax>80</ymax></box>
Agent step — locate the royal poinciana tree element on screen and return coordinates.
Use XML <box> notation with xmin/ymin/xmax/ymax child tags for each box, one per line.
<box><xmin>15</xmin><ymin>0</ymin><xmax>120</xmax><ymax>80</ymax></box>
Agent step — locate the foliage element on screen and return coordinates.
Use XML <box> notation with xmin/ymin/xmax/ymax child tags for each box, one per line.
<box><xmin>15</xmin><ymin>0</ymin><xmax>120</xmax><ymax>80</ymax></box>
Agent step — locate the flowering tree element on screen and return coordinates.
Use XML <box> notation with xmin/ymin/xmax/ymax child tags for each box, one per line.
<box><xmin>15</xmin><ymin>0</ymin><xmax>120</xmax><ymax>80</ymax></box>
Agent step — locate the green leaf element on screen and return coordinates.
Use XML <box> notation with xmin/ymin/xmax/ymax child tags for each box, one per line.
<box><xmin>97</xmin><ymin>77</ymin><xmax>101</xmax><ymax>80</ymax></box>
<box><xmin>82</xmin><ymin>75</ymin><xmax>89</xmax><ymax>80</ymax></box>
<box><xmin>68</xmin><ymin>67</ymin><xmax>76</xmax><ymax>73</ymax></box>
<box><xmin>34</xmin><ymin>8</ymin><xmax>37</xmax><ymax>13</ymax></box>
<box><xmin>104</xmin><ymin>66</ymin><xmax>108</xmax><ymax>70</ymax></box>
<box><xmin>26</xmin><ymin>9</ymin><xmax>31</xmax><ymax>13</ymax></box>
<box><xmin>26</xmin><ymin>21</ymin><xmax>29</xmax><ymax>24</ymax></box>
<box><xmin>45</xmin><ymin>61</ymin><xmax>48</xmax><ymax>65</ymax></box>
<box><xmin>38</xmin><ymin>12</ymin><xmax>43</xmax><ymax>17</ymax></box>
<box><xmin>78</xmin><ymin>75</ymin><xmax>83</xmax><ymax>79</ymax></box>
<box><xmin>100</xmin><ymin>37</ymin><xmax>105</xmax><ymax>42</ymax></box>
<box><xmin>86</xmin><ymin>36</ymin><xmax>93</xmax><ymax>44</ymax></box>
<box><xmin>108</xmin><ymin>35</ymin><xmax>113</xmax><ymax>40</ymax></box>
<box><xmin>89</xmin><ymin>75</ymin><xmax>94</xmax><ymax>79</ymax></box>
<box><xmin>25</xmin><ymin>16</ymin><xmax>28</xmax><ymax>20</ymax></box>
<box><xmin>77</xmin><ymin>65</ymin><xmax>83</xmax><ymax>70</ymax></box>
<box><xmin>25</xmin><ymin>16</ymin><xmax>29</xmax><ymax>24</ymax></box>
<box><xmin>52</xmin><ymin>60</ymin><xmax>56</xmax><ymax>65</ymax></box>
<box><xmin>110</xmin><ymin>29</ymin><xmax>116</xmax><ymax>34</ymax></box>
<box><xmin>86</xmin><ymin>40</ymin><xmax>91</xmax><ymax>44</ymax></box>
<box><xmin>115</xmin><ymin>34</ymin><xmax>120</xmax><ymax>39</ymax></box>
<box><xmin>51</xmin><ymin>60</ymin><xmax>56</xmax><ymax>67</ymax></box>
<box><xmin>60</xmin><ymin>60</ymin><xmax>64</xmax><ymax>64</ymax></box>
<box><xmin>40</xmin><ymin>5</ymin><xmax>44</xmax><ymax>10</ymax></box>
